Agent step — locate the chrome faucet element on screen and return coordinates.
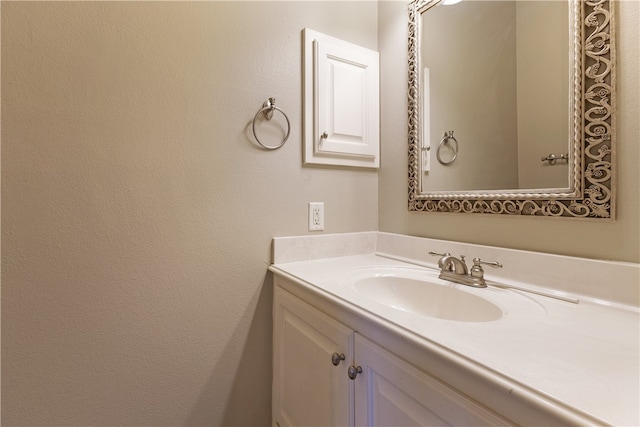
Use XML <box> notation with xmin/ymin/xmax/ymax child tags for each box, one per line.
<box><xmin>429</xmin><ymin>251</ymin><xmax>502</xmax><ymax>288</ymax></box>
<box><xmin>440</xmin><ymin>254</ymin><xmax>469</xmax><ymax>275</ymax></box>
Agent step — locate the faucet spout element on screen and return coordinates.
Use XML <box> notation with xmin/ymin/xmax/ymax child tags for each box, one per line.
<box><xmin>440</xmin><ymin>255</ymin><xmax>468</xmax><ymax>275</ymax></box>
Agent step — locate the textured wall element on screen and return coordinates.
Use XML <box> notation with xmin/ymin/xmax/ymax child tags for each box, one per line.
<box><xmin>379</xmin><ymin>0</ymin><xmax>639</xmax><ymax>264</ymax></box>
<box><xmin>1</xmin><ymin>2</ymin><xmax>378</xmax><ymax>425</ymax></box>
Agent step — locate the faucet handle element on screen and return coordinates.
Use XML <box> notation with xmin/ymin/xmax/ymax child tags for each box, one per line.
<box><xmin>472</xmin><ymin>258</ymin><xmax>502</xmax><ymax>268</ymax></box>
<box><xmin>470</xmin><ymin>258</ymin><xmax>503</xmax><ymax>280</ymax></box>
<box><xmin>428</xmin><ymin>251</ymin><xmax>450</xmax><ymax>257</ymax></box>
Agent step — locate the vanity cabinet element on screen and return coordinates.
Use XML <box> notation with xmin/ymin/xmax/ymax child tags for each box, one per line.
<box><xmin>273</xmin><ymin>284</ymin><xmax>511</xmax><ymax>427</ymax></box>
<box><xmin>273</xmin><ymin>285</ymin><xmax>353</xmax><ymax>426</ymax></box>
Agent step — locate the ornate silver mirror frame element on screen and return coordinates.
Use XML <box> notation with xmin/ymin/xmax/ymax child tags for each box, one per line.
<box><xmin>408</xmin><ymin>0</ymin><xmax>616</xmax><ymax>219</ymax></box>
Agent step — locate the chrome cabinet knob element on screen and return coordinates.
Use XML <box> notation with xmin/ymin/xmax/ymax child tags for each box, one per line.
<box><xmin>347</xmin><ymin>364</ymin><xmax>363</xmax><ymax>380</ymax></box>
<box><xmin>331</xmin><ymin>352</ymin><xmax>345</xmax><ymax>366</ymax></box>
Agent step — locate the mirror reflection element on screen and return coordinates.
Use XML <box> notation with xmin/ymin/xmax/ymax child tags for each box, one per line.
<box><xmin>420</xmin><ymin>0</ymin><xmax>570</xmax><ymax>192</ymax></box>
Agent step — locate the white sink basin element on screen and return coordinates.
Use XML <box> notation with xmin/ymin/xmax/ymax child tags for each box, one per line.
<box><xmin>353</xmin><ymin>275</ymin><xmax>503</xmax><ymax>322</ymax></box>
<box><xmin>341</xmin><ymin>266</ymin><xmax>505</xmax><ymax>322</ymax></box>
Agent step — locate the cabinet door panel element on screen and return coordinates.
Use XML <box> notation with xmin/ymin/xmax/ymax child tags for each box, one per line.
<box><xmin>354</xmin><ymin>334</ymin><xmax>511</xmax><ymax>427</ymax></box>
<box><xmin>317</xmin><ymin>40</ymin><xmax>377</xmax><ymax>157</ymax></box>
<box><xmin>273</xmin><ymin>288</ymin><xmax>352</xmax><ymax>427</ymax></box>
<box><xmin>303</xmin><ymin>28</ymin><xmax>379</xmax><ymax>168</ymax></box>
<box><xmin>363</xmin><ymin>372</ymin><xmax>449</xmax><ymax>426</ymax></box>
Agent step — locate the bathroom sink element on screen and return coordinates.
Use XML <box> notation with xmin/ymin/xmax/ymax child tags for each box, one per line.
<box><xmin>342</xmin><ymin>267</ymin><xmax>503</xmax><ymax>322</ymax></box>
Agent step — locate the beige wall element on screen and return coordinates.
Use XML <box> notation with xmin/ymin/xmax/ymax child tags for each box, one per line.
<box><xmin>1</xmin><ymin>2</ymin><xmax>378</xmax><ymax>425</ymax></box>
<box><xmin>379</xmin><ymin>0</ymin><xmax>639</xmax><ymax>264</ymax></box>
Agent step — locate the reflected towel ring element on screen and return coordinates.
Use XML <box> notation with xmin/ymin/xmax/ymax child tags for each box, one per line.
<box><xmin>252</xmin><ymin>98</ymin><xmax>290</xmax><ymax>150</ymax></box>
<box><xmin>436</xmin><ymin>131</ymin><xmax>458</xmax><ymax>165</ymax></box>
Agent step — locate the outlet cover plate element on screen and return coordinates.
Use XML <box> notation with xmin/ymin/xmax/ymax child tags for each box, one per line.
<box><xmin>309</xmin><ymin>202</ymin><xmax>324</xmax><ymax>231</ymax></box>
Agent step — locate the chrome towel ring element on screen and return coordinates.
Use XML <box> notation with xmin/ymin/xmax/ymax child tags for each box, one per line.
<box><xmin>436</xmin><ymin>131</ymin><xmax>458</xmax><ymax>165</ymax></box>
<box><xmin>252</xmin><ymin>98</ymin><xmax>290</xmax><ymax>150</ymax></box>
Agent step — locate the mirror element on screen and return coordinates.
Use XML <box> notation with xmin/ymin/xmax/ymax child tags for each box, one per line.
<box><xmin>408</xmin><ymin>0</ymin><xmax>616</xmax><ymax>219</ymax></box>
<box><xmin>420</xmin><ymin>0</ymin><xmax>570</xmax><ymax>192</ymax></box>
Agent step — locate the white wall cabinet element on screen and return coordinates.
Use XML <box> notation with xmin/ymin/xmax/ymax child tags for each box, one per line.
<box><xmin>273</xmin><ymin>285</ymin><xmax>511</xmax><ymax>427</ymax></box>
<box><xmin>303</xmin><ymin>28</ymin><xmax>379</xmax><ymax>168</ymax></box>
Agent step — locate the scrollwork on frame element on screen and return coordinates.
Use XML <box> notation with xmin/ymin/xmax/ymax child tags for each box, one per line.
<box><xmin>408</xmin><ymin>0</ymin><xmax>616</xmax><ymax>219</ymax></box>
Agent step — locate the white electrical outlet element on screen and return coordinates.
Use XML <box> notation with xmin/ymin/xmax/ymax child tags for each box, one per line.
<box><xmin>308</xmin><ymin>202</ymin><xmax>324</xmax><ymax>231</ymax></box>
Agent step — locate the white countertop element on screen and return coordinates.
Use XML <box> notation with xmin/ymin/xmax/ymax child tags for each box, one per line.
<box><xmin>270</xmin><ymin>253</ymin><xmax>640</xmax><ymax>426</ymax></box>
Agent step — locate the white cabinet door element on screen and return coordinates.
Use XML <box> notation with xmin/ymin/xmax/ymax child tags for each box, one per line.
<box><xmin>273</xmin><ymin>288</ymin><xmax>353</xmax><ymax>427</ymax></box>
<box><xmin>353</xmin><ymin>334</ymin><xmax>511</xmax><ymax>427</ymax></box>
<box><xmin>303</xmin><ymin>28</ymin><xmax>379</xmax><ymax>168</ymax></box>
